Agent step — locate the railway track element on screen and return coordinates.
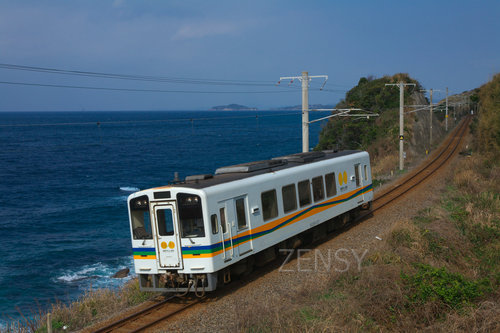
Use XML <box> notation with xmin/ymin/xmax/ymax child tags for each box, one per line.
<box><xmin>90</xmin><ymin>296</ymin><xmax>200</xmax><ymax>333</ymax></box>
<box><xmin>366</xmin><ymin>115</ymin><xmax>470</xmax><ymax>216</ymax></box>
<box><xmin>89</xmin><ymin>116</ymin><xmax>470</xmax><ymax>333</ymax></box>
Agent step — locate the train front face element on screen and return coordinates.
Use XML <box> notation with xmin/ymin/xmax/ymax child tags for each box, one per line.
<box><xmin>127</xmin><ymin>188</ymin><xmax>217</xmax><ymax>294</ymax></box>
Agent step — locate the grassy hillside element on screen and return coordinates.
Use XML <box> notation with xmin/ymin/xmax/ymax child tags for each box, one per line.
<box><xmin>476</xmin><ymin>73</ymin><xmax>500</xmax><ymax>155</ymax></box>
<box><xmin>238</xmin><ymin>155</ymin><xmax>499</xmax><ymax>331</ymax></box>
<box><xmin>316</xmin><ymin>73</ymin><xmax>422</xmax><ymax>153</ymax></box>
<box><xmin>235</xmin><ymin>76</ymin><xmax>500</xmax><ymax>332</ymax></box>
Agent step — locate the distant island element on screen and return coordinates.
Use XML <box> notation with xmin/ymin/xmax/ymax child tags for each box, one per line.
<box><xmin>272</xmin><ymin>104</ymin><xmax>335</xmax><ymax>110</ymax></box>
<box><xmin>208</xmin><ymin>103</ymin><xmax>336</xmax><ymax>111</ymax></box>
<box><xmin>210</xmin><ymin>104</ymin><xmax>257</xmax><ymax>111</ymax></box>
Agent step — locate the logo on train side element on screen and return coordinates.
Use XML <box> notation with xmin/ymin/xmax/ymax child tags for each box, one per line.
<box><xmin>338</xmin><ymin>171</ymin><xmax>348</xmax><ymax>191</ymax></box>
<box><xmin>161</xmin><ymin>241</ymin><xmax>175</xmax><ymax>251</ymax></box>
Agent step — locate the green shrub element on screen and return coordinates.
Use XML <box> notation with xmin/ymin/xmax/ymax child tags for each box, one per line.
<box><xmin>298</xmin><ymin>307</ymin><xmax>320</xmax><ymax>322</ymax></box>
<box><xmin>316</xmin><ymin>73</ymin><xmax>421</xmax><ymax>152</ymax></box>
<box><xmin>372</xmin><ymin>178</ymin><xmax>387</xmax><ymax>188</ymax></box>
<box><xmin>401</xmin><ymin>263</ymin><xmax>491</xmax><ymax>309</ymax></box>
<box><xmin>389</xmin><ymin>229</ymin><xmax>413</xmax><ymax>248</ymax></box>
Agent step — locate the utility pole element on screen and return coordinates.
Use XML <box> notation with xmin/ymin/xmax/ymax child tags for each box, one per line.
<box><xmin>301</xmin><ymin>72</ymin><xmax>309</xmax><ymax>153</ymax></box>
<box><xmin>453</xmin><ymin>98</ymin><xmax>456</xmax><ymax>121</ymax></box>
<box><xmin>463</xmin><ymin>95</ymin><xmax>466</xmax><ymax>117</ymax></box>
<box><xmin>279</xmin><ymin>72</ymin><xmax>328</xmax><ymax>152</ymax></box>
<box><xmin>445</xmin><ymin>87</ymin><xmax>449</xmax><ymax>131</ymax></box>
<box><xmin>420</xmin><ymin>88</ymin><xmax>441</xmax><ymax>152</ymax></box>
<box><xmin>430</xmin><ymin>88</ymin><xmax>433</xmax><ymax>147</ymax></box>
<box><xmin>385</xmin><ymin>82</ymin><xmax>415</xmax><ymax>171</ymax></box>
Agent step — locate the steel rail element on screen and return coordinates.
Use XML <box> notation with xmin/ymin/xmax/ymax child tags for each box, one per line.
<box><xmin>127</xmin><ymin>298</ymin><xmax>200</xmax><ymax>333</ymax></box>
<box><xmin>365</xmin><ymin>115</ymin><xmax>470</xmax><ymax>216</ymax></box>
<box><xmin>90</xmin><ymin>296</ymin><xmax>200</xmax><ymax>333</ymax></box>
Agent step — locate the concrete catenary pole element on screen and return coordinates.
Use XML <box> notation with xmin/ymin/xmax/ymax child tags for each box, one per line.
<box><xmin>429</xmin><ymin>88</ymin><xmax>433</xmax><ymax>149</ymax></box>
<box><xmin>301</xmin><ymin>71</ymin><xmax>309</xmax><ymax>153</ymax></box>
<box><xmin>279</xmin><ymin>72</ymin><xmax>328</xmax><ymax>152</ymax></box>
<box><xmin>445</xmin><ymin>87</ymin><xmax>449</xmax><ymax>131</ymax></box>
<box><xmin>399</xmin><ymin>82</ymin><xmax>404</xmax><ymax>170</ymax></box>
<box><xmin>385</xmin><ymin>81</ymin><xmax>415</xmax><ymax>170</ymax></box>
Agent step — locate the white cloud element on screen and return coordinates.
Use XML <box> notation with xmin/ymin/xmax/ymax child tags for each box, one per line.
<box><xmin>172</xmin><ymin>21</ymin><xmax>238</xmax><ymax>40</ymax></box>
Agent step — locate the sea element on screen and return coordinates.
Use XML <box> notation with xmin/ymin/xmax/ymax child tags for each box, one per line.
<box><xmin>0</xmin><ymin>110</ymin><xmax>327</xmax><ymax>323</ymax></box>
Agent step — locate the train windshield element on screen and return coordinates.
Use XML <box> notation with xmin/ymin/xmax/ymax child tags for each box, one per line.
<box><xmin>177</xmin><ymin>193</ymin><xmax>205</xmax><ymax>238</ymax></box>
<box><xmin>129</xmin><ymin>195</ymin><xmax>153</xmax><ymax>240</ymax></box>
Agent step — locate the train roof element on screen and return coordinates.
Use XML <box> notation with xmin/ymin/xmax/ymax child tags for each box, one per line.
<box><xmin>154</xmin><ymin>150</ymin><xmax>365</xmax><ymax>191</ymax></box>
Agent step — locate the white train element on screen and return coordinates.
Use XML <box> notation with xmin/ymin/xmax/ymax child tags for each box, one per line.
<box><xmin>127</xmin><ymin>150</ymin><xmax>373</xmax><ymax>295</ymax></box>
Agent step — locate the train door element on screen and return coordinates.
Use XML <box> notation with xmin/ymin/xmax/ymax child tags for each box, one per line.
<box><xmin>232</xmin><ymin>196</ymin><xmax>253</xmax><ymax>256</ymax></box>
<box><xmin>153</xmin><ymin>204</ymin><xmax>183</xmax><ymax>269</ymax></box>
<box><xmin>218</xmin><ymin>206</ymin><xmax>233</xmax><ymax>261</ymax></box>
<box><xmin>354</xmin><ymin>163</ymin><xmax>364</xmax><ymax>203</ymax></box>
<box><xmin>221</xmin><ymin>196</ymin><xmax>253</xmax><ymax>257</ymax></box>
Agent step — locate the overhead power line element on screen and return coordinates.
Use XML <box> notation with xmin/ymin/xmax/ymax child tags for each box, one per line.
<box><xmin>0</xmin><ymin>111</ymin><xmax>332</xmax><ymax>128</ymax></box>
<box><xmin>320</xmin><ymin>88</ymin><xmax>350</xmax><ymax>93</ymax></box>
<box><xmin>0</xmin><ymin>80</ymin><xmax>299</xmax><ymax>94</ymax></box>
<box><xmin>0</xmin><ymin>63</ymin><xmax>276</xmax><ymax>87</ymax></box>
<box><xmin>0</xmin><ymin>63</ymin><xmax>350</xmax><ymax>93</ymax></box>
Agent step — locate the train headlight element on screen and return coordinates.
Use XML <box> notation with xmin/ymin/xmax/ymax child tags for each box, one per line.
<box><xmin>131</xmin><ymin>195</ymin><xmax>149</xmax><ymax>211</ymax></box>
<box><xmin>182</xmin><ymin>195</ymin><xmax>200</xmax><ymax>205</ymax></box>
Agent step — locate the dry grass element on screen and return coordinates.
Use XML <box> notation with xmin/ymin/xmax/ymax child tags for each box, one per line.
<box><xmin>371</xmin><ymin>153</ymin><xmax>399</xmax><ymax>178</ymax></box>
<box><xmin>46</xmin><ymin>280</ymin><xmax>154</xmax><ymax>331</ymax></box>
<box><xmin>427</xmin><ymin>300</ymin><xmax>500</xmax><ymax>332</ymax></box>
<box><xmin>1</xmin><ymin>279</ymin><xmax>155</xmax><ymax>333</ymax></box>
<box><xmin>234</xmin><ymin>144</ymin><xmax>499</xmax><ymax>332</ymax></box>
<box><xmin>453</xmin><ymin>168</ymin><xmax>481</xmax><ymax>193</ymax></box>
<box><xmin>476</xmin><ymin>73</ymin><xmax>500</xmax><ymax>154</ymax></box>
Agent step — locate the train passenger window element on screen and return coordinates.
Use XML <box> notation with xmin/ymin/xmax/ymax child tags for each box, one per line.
<box><xmin>354</xmin><ymin>164</ymin><xmax>361</xmax><ymax>187</ymax></box>
<box><xmin>211</xmin><ymin>214</ymin><xmax>219</xmax><ymax>234</ymax></box>
<box><xmin>282</xmin><ymin>184</ymin><xmax>297</xmax><ymax>213</ymax></box>
<box><xmin>261</xmin><ymin>189</ymin><xmax>278</xmax><ymax>221</ymax></box>
<box><xmin>177</xmin><ymin>193</ymin><xmax>205</xmax><ymax>238</ymax></box>
<box><xmin>131</xmin><ymin>210</ymin><xmax>153</xmax><ymax>239</ymax></box>
<box><xmin>325</xmin><ymin>172</ymin><xmax>337</xmax><ymax>197</ymax></box>
<box><xmin>220</xmin><ymin>208</ymin><xmax>227</xmax><ymax>233</ymax></box>
<box><xmin>298</xmin><ymin>180</ymin><xmax>311</xmax><ymax>207</ymax></box>
<box><xmin>235</xmin><ymin>198</ymin><xmax>247</xmax><ymax>229</ymax></box>
<box><xmin>312</xmin><ymin>176</ymin><xmax>325</xmax><ymax>202</ymax></box>
<box><xmin>157</xmin><ymin>209</ymin><xmax>174</xmax><ymax>236</ymax></box>
<box><xmin>364</xmin><ymin>165</ymin><xmax>368</xmax><ymax>181</ymax></box>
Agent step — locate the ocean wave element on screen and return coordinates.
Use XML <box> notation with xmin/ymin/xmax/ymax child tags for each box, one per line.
<box><xmin>119</xmin><ymin>186</ymin><xmax>140</xmax><ymax>192</ymax></box>
<box><xmin>57</xmin><ymin>265</ymin><xmax>101</xmax><ymax>282</ymax></box>
<box><xmin>54</xmin><ymin>257</ymin><xmax>134</xmax><ymax>287</ymax></box>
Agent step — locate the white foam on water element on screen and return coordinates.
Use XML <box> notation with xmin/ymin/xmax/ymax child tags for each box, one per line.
<box><xmin>114</xmin><ymin>195</ymin><xmax>129</xmax><ymax>201</ymax></box>
<box><xmin>119</xmin><ymin>186</ymin><xmax>139</xmax><ymax>192</ymax></box>
<box><xmin>54</xmin><ymin>257</ymin><xmax>135</xmax><ymax>288</ymax></box>
<box><xmin>56</xmin><ymin>263</ymin><xmax>104</xmax><ymax>282</ymax></box>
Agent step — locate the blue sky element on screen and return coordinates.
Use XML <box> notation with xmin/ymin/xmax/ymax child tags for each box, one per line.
<box><xmin>0</xmin><ymin>0</ymin><xmax>498</xmax><ymax>111</ymax></box>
